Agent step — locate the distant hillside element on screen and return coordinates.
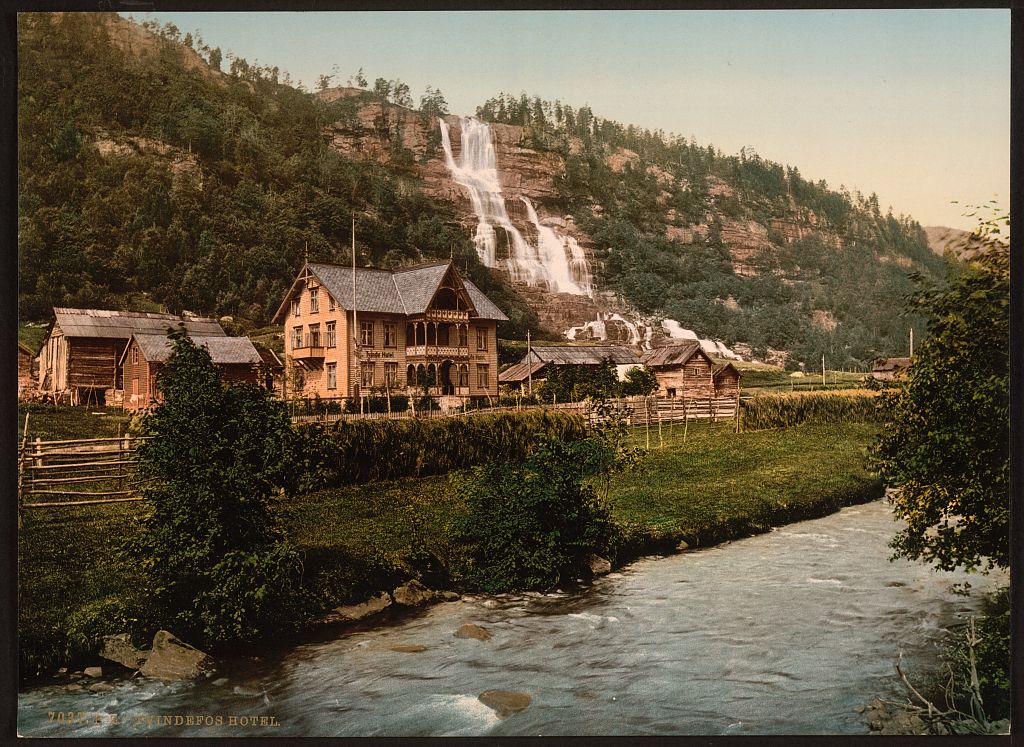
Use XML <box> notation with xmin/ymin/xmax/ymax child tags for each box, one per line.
<box><xmin>923</xmin><ymin>225</ymin><xmax>993</xmax><ymax>261</ymax></box>
<box><xmin>17</xmin><ymin>12</ymin><xmax>949</xmax><ymax>368</ymax></box>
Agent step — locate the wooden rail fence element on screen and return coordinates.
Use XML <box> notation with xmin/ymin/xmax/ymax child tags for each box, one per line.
<box><xmin>18</xmin><ymin>415</ymin><xmax>146</xmax><ymax>518</ymax></box>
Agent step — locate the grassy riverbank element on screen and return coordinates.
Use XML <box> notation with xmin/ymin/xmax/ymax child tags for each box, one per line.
<box><xmin>19</xmin><ymin>419</ymin><xmax>881</xmax><ymax>679</ymax></box>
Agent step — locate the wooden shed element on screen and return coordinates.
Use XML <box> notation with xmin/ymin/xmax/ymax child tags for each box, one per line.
<box><xmin>871</xmin><ymin>357</ymin><xmax>911</xmax><ymax>381</ymax></box>
<box><xmin>120</xmin><ymin>333</ymin><xmax>263</xmax><ymax>410</ymax></box>
<box><xmin>640</xmin><ymin>342</ymin><xmax>716</xmax><ymax>399</ymax></box>
<box><xmin>18</xmin><ymin>342</ymin><xmax>37</xmax><ymax>398</ymax></box>
<box><xmin>38</xmin><ymin>308</ymin><xmax>225</xmax><ymax>405</ymax></box>
<box><xmin>254</xmin><ymin>345</ymin><xmax>285</xmax><ymax>397</ymax></box>
<box><xmin>712</xmin><ymin>362</ymin><xmax>742</xmax><ymax>398</ymax></box>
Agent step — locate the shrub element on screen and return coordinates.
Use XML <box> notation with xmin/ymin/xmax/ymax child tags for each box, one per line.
<box><xmin>131</xmin><ymin>331</ymin><xmax>314</xmax><ymax>648</ymax></box>
<box><xmin>343</xmin><ymin>395</ymin><xmax>410</xmax><ymax>414</ymax></box>
<box><xmin>741</xmin><ymin>391</ymin><xmax>878</xmax><ymax>430</ymax></box>
<box><xmin>453</xmin><ymin>436</ymin><xmax>617</xmax><ymax>591</ymax></box>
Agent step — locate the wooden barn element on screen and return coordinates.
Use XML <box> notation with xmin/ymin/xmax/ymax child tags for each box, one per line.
<box><xmin>640</xmin><ymin>342</ymin><xmax>716</xmax><ymax>399</ymax></box>
<box><xmin>712</xmin><ymin>362</ymin><xmax>742</xmax><ymax>398</ymax></box>
<box><xmin>38</xmin><ymin>308</ymin><xmax>225</xmax><ymax>405</ymax></box>
<box><xmin>499</xmin><ymin>345</ymin><xmax>641</xmax><ymax>390</ymax></box>
<box><xmin>120</xmin><ymin>333</ymin><xmax>262</xmax><ymax>410</ymax></box>
<box><xmin>871</xmin><ymin>357</ymin><xmax>911</xmax><ymax>381</ymax></box>
<box><xmin>18</xmin><ymin>342</ymin><xmax>37</xmax><ymax>398</ymax></box>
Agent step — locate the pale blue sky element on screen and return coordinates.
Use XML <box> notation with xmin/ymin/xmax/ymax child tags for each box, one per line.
<box><xmin>125</xmin><ymin>9</ymin><xmax>1010</xmax><ymax>231</ymax></box>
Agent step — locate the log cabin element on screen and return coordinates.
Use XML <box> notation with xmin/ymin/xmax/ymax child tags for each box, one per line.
<box><xmin>271</xmin><ymin>260</ymin><xmax>508</xmax><ymax>401</ymax></box>
<box><xmin>499</xmin><ymin>345</ymin><xmax>641</xmax><ymax>390</ymax></box>
<box><xmin>18</xmin><ymin>342</ymin><xmax>37</xmax><ymax>398</ymax></box>
<box><xmin>712</xmin><ymin>362</ymin><xmax>742</xmax><ymax>398</ymax></box>
<box><xmin>38</xmin><ymin>308</ymin><xmax>226</xmax><ymax>405</ymax></box>
<box><xmin>871</xmin><ymin>357</ymin><xmax>911</xmax><ymax>381</ymax></box>
<box><xmin>119</xmin><ymin>334</ymin><xmax>262</xmax><ymax>410</ymax></box>
<box><xmin>640</xmin><ymin>342</ymin><xmax>716</xmax><ymax>399</ymax></box>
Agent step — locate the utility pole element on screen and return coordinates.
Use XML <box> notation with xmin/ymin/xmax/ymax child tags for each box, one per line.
<box><xmin>527</xmin><ymin>329</ymin><xmax>533</xmax><ymax>397</ymax></box>
<box><xmin>352</xmin><ymin>216</ymin><xmax>362</xmax><ymax>415</ymax></box>
<box><xmin>822</xmin><ymin>353</ymin><xmax>826</xmax><ymax>388</ymax></box>
<box><xmin>909</xmin><ymin>327</ymin><xmax>914</xmax><ymax>358</ymax></box>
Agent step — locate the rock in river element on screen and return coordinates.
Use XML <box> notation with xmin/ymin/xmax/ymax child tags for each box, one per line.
<box><xmin>586</xmin><ymin>554</ymin><xmax>612</xmax><ymax>575</ymax></box>
<box><xmin>321</xmin><ymin>592</ymin><xmax>392</xmax><ymax>623</ymax></box>
<box><xmin>454</xmin><ymin>623</ymin><xmax>491</xmax><ymax>641</ymax></box>
<box><xmin>139</xmin><ymin>631</ymin><xmax>214</xmax><ymax>681</ymax></box>
<box><xmin>388</xmin><ymin>644</ymin><xmax>429</xmax><ymax>653</ymax></box>
<box><xmin>392</xmin><ymin>579</ymin><xmax>436</xmax><ymax>606</ymax></box>
<box><xmin>100</xmin><ymin>633</ymin><xmax>148</xmax><ymax>670</ymax></box>
<box><xmin>478</xmin><ymin>690</ymin><xmax>531</xmax><ymax>718</ymax></box>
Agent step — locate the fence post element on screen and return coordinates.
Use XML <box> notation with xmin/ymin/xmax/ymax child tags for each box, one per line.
<box><xmin>683</xmin><ymin>397</ymin><xmax>689</xmax><ymax>443</ymax></box>
<box><xmin>18</xmin><ymin>413</ymin><xmax>29</xmax><ymax>528</ymax></box>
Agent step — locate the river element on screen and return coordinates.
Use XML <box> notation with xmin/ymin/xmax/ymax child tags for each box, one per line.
<box><xmin>18</xmin><ymin>499</ymin><xmax>1004</xmax><ymax>737</ymax></box>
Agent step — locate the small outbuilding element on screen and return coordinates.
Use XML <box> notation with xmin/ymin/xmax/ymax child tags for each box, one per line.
<box><xmin>712</xmin><ymin>362</ymin><xmax>742</xmax><ymax>398</ymax></box>
<box><xmin>254</xmin><ymin>345</ymin><xmax>285</xmax><ymax>396</ymax></box>
<box><xmin>640</xmin><ymin>342</ymin><xmax>716</xmax><ymax>399</ymax></box>
<box><xmin>119</xmin><ymin>333</ymin><xmax>262</xmax><ymax>410</ymax></box>
<box><xmin>18</xmin><ymin>342</ymin><xmax>37</xmax><ymax>398</ymax></box>
<box><xmin>871</xmin><ymin>357</ymin><xmax>911</xmax><ymax>381</ymax></box>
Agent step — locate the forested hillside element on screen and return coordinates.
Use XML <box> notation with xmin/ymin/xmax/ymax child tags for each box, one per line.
<box><xmin>18</xmin><ymin>12</ymin><xmax>949</xmax><ymax>368</ymax></box>
<box><xmin>17</xmin><ymin>13</ymin><xmax>534</xmax><ymax>334</ymax></box>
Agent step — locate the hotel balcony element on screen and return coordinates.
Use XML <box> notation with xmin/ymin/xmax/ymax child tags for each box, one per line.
<box><xmin>291</xmin><ymin>337</ymin><xmax>326</xmax><ymax>360</ymax></box>
<box><xmin>424</xmin><ymin>309</ymin><xmax>470</xmax><ymax>324</ymax></box>
<box><xmin>406</xmin><ymin>345</ymin><xmax>470</xmax><ymax>359</ymax></box>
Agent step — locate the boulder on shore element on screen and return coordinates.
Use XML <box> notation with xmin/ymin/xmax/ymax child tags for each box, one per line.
<box><xmin>586</xmin><ymin>554</ymin><xmax>612</xmax><ymax>576</ymax></box>
<box><xmin>478</xmin><ymin>690</ymin><xmax>531</xmax><ymax>718</ymax></box>
<box><xmin>139</xmin><ymin>631</ymin><xmax>214</xmax><ymax>681</ymax></box>
<box><xmin>392</xmin><ymin>579</ymin><xmax>436</xmax><ymax>606</ymax></box>
<box><xmin>321</xmin><ymin>592</ymin><xmax>392</xmax><ymax>624</ymax></box>
<box><xmin>454</xmin><ymin>623</ymin><xmax>491</xmax><ymax>641</ymax></box>
<box><xmin>100</xmin><ymin>633</ymin><xmax>148</xmax><ymax>670</ymax></box>
<box><xmin>82</xmin><ymin>666</ymin><xmax>103</xmax><ymax>678</ymax></box>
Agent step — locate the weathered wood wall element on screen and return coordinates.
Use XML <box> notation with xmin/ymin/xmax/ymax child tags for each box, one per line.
<box><xmin>713</xmin><ymin>369</ymin><xmax>740</xmax><ymax>398</ymax></box>
<box><xmin>67</xmin><ymin>338</ymin><xmax>122</xmax><ymax>390</ymax></box>
<box><xmin>651</xmin><ymin>357</ymin><xmax>715</xmax><ymax>399</ymax></box>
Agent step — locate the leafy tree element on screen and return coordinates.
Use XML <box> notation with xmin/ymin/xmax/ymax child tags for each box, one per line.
<box><xmin>131</xmin><ymin>330</ymin><xmax>312</xmax><ymax>646</ymax></box>
<box><xmin>872</xmin><ymin>214</ymin><xmax>1009</xmax><ymax>572</ymax></box>
<box><xmin>621</xmin><ymin>365</ymin><xmax>658</xmax><ymax>396</ymax></box>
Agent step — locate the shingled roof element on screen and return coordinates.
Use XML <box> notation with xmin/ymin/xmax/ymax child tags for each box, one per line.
<box><xmin>640</xmin><ymin>341</ymin><xmax>708</xmax><ymax>368</ymax></box>
<box><xmin>272</xmin><ymin>261</ymin><xmax>508</xmax><ymax>322</ymax></box>
<box><xmin>52</xmin><ymin>308</ymin><xmax>225</xmax><ymax>340</ymax></box>
<box><xmin>122</xmin><ymin>334</ymin><xmax>262</xmax><ymax>365</ymax></box>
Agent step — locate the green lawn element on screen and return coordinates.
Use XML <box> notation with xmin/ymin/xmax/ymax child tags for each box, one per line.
<box><xmin>18</xmin><ymin>418</ymin><xmax>882</xmax><ymax>679</ymax></box>
<box><xmin>17</xmin><ymin>404</ymin><xmax>133</xmax><ymax>442</ymax></box>
<box><xmin>19</xmin><ymin>324</ymin><xmax>47</xmax><ymax>353</ymax></box>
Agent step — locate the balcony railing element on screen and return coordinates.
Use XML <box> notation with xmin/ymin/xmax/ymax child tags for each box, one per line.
<box><xmin>406</xmin><ymin>345</ymin><xmax>470</xmax><ymax>358</ymax></box>
<box><xmin>424</xmin><ymin>309</ymin><xmax>470</xmax><ymax>323</ymax></box>
<box><xmin>291</xmin><ymin>336</ymin><xmax>326</xmax><ymax>359</ymax></box>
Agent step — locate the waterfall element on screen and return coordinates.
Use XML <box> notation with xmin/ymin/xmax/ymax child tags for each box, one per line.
<box><xmin>439</xmin><ymin>116</ymin><xmax>591</xmax><ymax>296</ymax></box>
<box><xmin>565</xmin><ymin>313</ymin><xmax>652</xmax><ymax>349</ymax></box>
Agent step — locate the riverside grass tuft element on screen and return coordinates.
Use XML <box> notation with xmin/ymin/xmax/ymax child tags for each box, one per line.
<box><xmin>296</xmin><ymin>410</ymin><xmax>587</xmax><ymax>489</ymax></box>
<box><xmin>741</xmin><ymin>390</ymin><xmax>878</xmax><ymax>431</ymax></box>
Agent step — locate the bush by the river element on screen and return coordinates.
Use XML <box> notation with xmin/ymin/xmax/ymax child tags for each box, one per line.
<box><xmin>741</xmin><ymin>390</ymin><xmax>878</xmax><ymax>430</ymax></box>
<box><xmin>292</xmin><ymin>410</ymin><xmax>587</xmax><ymax>490</ymax></box>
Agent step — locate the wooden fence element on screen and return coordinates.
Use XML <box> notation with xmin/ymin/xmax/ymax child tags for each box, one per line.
<box><xmin>18</xmin><ymin>416</ymin><xmax>146</xmax><ymax>518</ymax></box>
<box><xmin>291</xmin><ymin>395</ymin><xmax>740</xmax><ymax>426</ymax></box>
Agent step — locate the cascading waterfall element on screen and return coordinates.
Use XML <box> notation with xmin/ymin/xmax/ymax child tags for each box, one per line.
<box><xmin>439</xmin><ymin>116</ymin><xmax>591</xmax><ymax>295</ymax></box>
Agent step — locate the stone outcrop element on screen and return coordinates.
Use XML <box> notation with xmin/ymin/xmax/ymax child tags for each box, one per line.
<box><xmin>139</xmin><ymin>630</ymin><xmax>214</xmax><ymax>681</ymax></box>
<box><xmin>99</xmin><ymin>633</ymin><xmax>148</xmax><ymax>670</ymax></box>
<box><xmin>478</xmin><ymin>690</ymin><xmax>531</xmax><ymax>718</ymax></box>
<box><xmin>392</xmin><ymin>579</ymin><xmax>436</xmax><ymax>607</ymax></box>
<box><xmin>321</xmin><ymin>592</ymin><xmax>393</xmax><ymax>624</ymax></box>
<box><xmin>388</xmin><ymin>644</ymin><xmax>429</xmax><ymax>653</ymax></box>
<box><xmin>454</xmin><ymin>623</ymin><xmax>491</xmax><ymax>641</ymax></box>
<box><xmin>585</xmin><ymin>554</ymin><xmax>612</xmax><ymax>576</ymax></box>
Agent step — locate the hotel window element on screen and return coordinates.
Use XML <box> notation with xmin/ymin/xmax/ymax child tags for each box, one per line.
<box><xmin>458</xmin><ymin>365</ymin><xmax>469</xmax><ymax>388</ymax></box>
<box><xmin>326</xmin><ymin>362</ymin><xmax>337</xmax><ymax>390</ymax></box>
<box><xmin>291</xmin><ymin>298</ymin><xmax>300</xmax><ymax>318</ymax></box>
<box><xmin>384</xmin><ymin>362</ymin><xmax>398</xmax><ymax>387</ymax></box>
<box><xmin>326</xmin><ymin>321</ymin><xmax>336</xmax><ymax>348</ymax></box>
<box><xmin>309</xmin><ymin>287</ymin><xmax>319</xmax><ymax>313</ymax></box>
<box><xmin>328</xmin><ymin>294</ymin><xmax>336</xmax><ymax>311</ymax></box>
<box><xmin>360</xmin><ymin>320</ymin><xmax>374</xmax><ymax>347</ymax></box>
<box><xmin>458</xmin><ymin>325</ymin><xmax>468</xmax><ymax>348</ymax></box>
<box><xmin>308</xmin><ymin>323</ymin><xmax>321</xmax><ymax>348</ymax></box>
<box><xmin>362</xmin><ymin>364</ymin><xmax>374</xmax><ymax>388</ymax></box>
<box><xmin>383</xmin><ymin>323</ymin><xmax>396</xmax><ymax>348</ymax></box>
<box><xmin>476</xmin><ymin>328</ymin><xmax>488</xmax><ymax>351</ymax></box>
<box><xmin>292</xmin><ymin>326</ymin><xmax>303</xmax><ymax>349</ymax></box>
<box><xmin>477</xmin><ymin>364</ymin><xmax>489</xmax><ymax>388</ymax></box>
